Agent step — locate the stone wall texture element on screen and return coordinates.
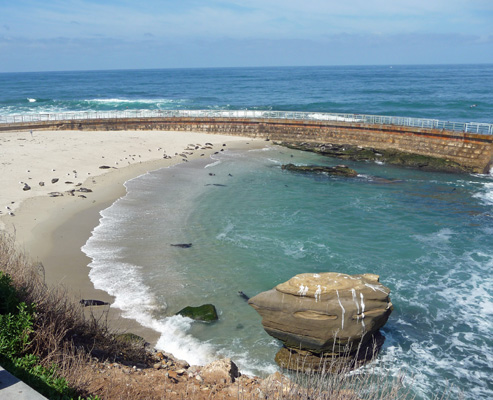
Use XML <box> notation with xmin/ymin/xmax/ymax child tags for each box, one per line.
<box><xmin>3</xmin><ymin>117</ymin><xmax>492</xmax><ymax>173</ymax></box>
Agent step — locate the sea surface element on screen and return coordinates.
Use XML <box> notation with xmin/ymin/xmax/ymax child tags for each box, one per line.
<box><xmin>1</xmin><ymin>65</ymin><xmax>493</xmax><ymax>399</ymax></box>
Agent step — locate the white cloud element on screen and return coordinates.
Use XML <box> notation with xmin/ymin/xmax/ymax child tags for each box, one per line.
<box><xmin>2</xmin><ymin>0</ymin><xmax>492</xmax><ymax>41</ymax></box>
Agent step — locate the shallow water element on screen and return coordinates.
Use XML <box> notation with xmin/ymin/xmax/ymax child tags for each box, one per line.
<box><xmin>82</xmin><ymin>146</ymin><xmax>493</xmax><ymax>399</ymax></box>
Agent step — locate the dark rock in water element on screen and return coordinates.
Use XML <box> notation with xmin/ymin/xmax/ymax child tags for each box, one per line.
<box><xmin>80</xmin><ymin>299</ymin><xmax>109</xmax><ymax>307</ymax></box>
<box><xmin>281</xmin><ymin>163</ymin><xmax>358</xmax><ymax>177</ymax></box>
<box><xmin>278</xmin><ymin>142</ymin><xmax>470</xmax><ymax>173</ymax></box>
<box><xmin>170</xmin><ymin>243</ymin><xmax>192</xmax><ymax>248</ymax></box>
<box><xmin>275</xmin><ymin>331</ymin><xmax>385</xmax><ymax>373</ymax></box>
<box><xmin>238</xmin><ymin>291</ymin><xmax>250</xmax><ymax>301</ymax></box>
<box><xmin>51</xmin><ymin>178</ymin><xmax>59</xmax><ymax>184</ymax></box>
<box><xmin>177</xmin><ymin>304</ymin><xmax>218</xmax><ymax>322</ymax></box>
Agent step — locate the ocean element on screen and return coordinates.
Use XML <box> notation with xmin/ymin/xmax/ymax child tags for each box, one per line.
<box><xmin>1</xmin><ymin>65</ymin><xmax>492</xmax><ymax>399</ymax></box>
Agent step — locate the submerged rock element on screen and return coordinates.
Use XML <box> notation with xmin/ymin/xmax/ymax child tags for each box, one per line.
<box><xmin>278</xmin><ymin>142</ymin><xmax>470</xmax><ymax>173</ymax></box>
<box><xmin>281</xmin><ymin>163</ymin><xmax>358</xmax><ymax>177</ymax></box>
<box><xmin>177</xmin><ymin>304</ymin><xmax>218</xmax><ymax>322</ymax></box>
<box><xmin>248</xmin><ymin>272</ymin><xmax>392</xmax><ymax>371</ymax></box>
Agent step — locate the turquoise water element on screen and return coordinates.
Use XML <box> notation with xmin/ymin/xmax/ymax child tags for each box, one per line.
<box><xmin>3</xmin><ymin>64</ymin><xmax>492</xmax><ymax>398</ymax></box>
<box><xmin>82</xmin><ymin>147</ymin><xmax>493</xmax><ymax>399</ymax></box>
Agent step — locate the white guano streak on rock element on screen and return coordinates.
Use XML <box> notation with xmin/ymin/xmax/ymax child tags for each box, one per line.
<box><xmin>297</xmin><ymin>284</ymin><xmax>308</xmax><ymax>297</ymax></box>
<box><xmin>336</xmin><ymin>289</ymin><xmax>345</xmax><ymax>330</ymax></box>
<box><xmin>360</xmin><ymin>292</ymin><xmax>366</xmax><ymax>328</ymax></box>
<box><xmin>364</xmin><ymin>283</ymin><xmax>388</xmax><ymax>294</ymax></box>
<box><xmin>351</xmin><ymin>288</ymin><xmax>360</xmax><ymax>315</ymax></box>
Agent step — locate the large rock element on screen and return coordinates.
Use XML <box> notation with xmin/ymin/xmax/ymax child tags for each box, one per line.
<box><xmin>200</xmin><ymin>358</ymin><xmax>240</xmax><ymax>384</ymax></box>
<box><xmin>248</xmin><ymin>272</ymin><xmax>392</xmax><ymax>370</ymax></box>
<box><xmin>176</xmin><ymin>304</ymin><xmax>218</xmax><ymax>322</ymax></box>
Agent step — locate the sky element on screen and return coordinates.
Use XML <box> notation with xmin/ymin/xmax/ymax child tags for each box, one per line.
<box><xmin>1</xmin><ymin>0</ymin><xmax>492</xmax><ymax>72</ymax></box>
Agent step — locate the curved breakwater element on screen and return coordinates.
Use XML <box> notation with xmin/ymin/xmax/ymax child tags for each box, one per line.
<box><xmin>83</xmin><ymin>146</ymin><xmax>493</xmax><ymax>399</ymax></box>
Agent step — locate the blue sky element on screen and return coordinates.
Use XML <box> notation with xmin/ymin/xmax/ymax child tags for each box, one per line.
<box><xmin>1</xmin><ymin>0</ymin><xmax>492</xmax><ymax>72</ymax></box>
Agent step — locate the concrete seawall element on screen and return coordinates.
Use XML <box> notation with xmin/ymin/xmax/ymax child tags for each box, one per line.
<box><xmin>2</xmin><ymin>117</ymin><xmax>492</xmax><ymax>173</ymax></box>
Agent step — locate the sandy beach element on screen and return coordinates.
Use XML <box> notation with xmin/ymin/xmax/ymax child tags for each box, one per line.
<box><xmin>0</xmin><ymin>128</ymin><xmax>261</xmax><ymax>344</ymax></box>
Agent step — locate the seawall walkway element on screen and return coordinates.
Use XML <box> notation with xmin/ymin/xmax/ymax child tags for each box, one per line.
<box><xmin>1</xmin><ymin>110</ymin><xmax>492</xmax><ymax>173</ymax></box>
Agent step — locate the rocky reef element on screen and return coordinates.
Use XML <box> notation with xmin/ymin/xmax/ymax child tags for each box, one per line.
<box><xmin>281</xmin><ymin>163</ymin><xmax>358</xmax><ymax>177</ymax></box>
<box><xmin>248</xmin><ymin>272</ymin><xmax>393</xmax><ymax>371</ymax></box>
<box><xmin>277</xmin><ymin>142</ymin><xmax>471</xmax><ymax>173</ymax></box>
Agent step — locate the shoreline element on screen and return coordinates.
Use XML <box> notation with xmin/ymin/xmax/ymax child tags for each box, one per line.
<box><xmin>0</xmin><ymin>129</ymin><xmax>264</xmax><ymax>347</ymax></box>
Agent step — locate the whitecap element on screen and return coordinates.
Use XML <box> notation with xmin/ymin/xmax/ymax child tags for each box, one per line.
<box><xmin>473</xmin><ymin>182</ymin><xmax>493</xmax><ymax>206</ymax></box>
<box><xmin>204</xmin><ymin>159</ymin><xmax>222</xmax><ymax>169</ymax></box>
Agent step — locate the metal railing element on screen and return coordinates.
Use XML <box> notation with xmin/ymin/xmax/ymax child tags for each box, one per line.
<box><xmin>0</xmin><ymin>109</ymin><xmax>492</xmax><ymax>135</ymax></box>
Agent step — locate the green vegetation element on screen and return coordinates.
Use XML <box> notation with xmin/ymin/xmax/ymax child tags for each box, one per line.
<box><xmin>0</xmin><ymin>272</ymin><xmax>87</xmax><ymax>399</ymax></box>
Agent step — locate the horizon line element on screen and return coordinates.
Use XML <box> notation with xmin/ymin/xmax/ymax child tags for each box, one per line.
<box><xmin>1</xmin><ymin>62</ymin><xmax>492</xmax><ymax>75</ymax></box>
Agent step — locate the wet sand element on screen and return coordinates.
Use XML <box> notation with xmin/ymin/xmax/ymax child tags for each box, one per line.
<box><xmin>0</xmin><ymin>129</ymin><xmax>261</xmax><ymax>345</ymax></box>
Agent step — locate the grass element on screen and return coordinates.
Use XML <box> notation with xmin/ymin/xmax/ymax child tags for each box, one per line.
<box><xmin>0</xmin><ymin>231</ymin><xmax>148</xmax><ymax>399</ymax></box>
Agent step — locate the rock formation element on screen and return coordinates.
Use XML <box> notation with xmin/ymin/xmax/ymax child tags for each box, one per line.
<box><xmin>281</xmin><ymin>163</ymin><xmax>358</xmax><ymax>177</ymax></box>
<box><xmin>248</xmin><ymin>272</ymin><xmax>392</xmax><ymax>371</ymax></box>
<box><xmin>279</xmin><ymin>142</ymin><xmax>468</xmax><ymax>173</ymax></box>
<box><xmin>176</xmin><ymin>304</ymin><xmax>219</xmax><ymax>322</ymax></box>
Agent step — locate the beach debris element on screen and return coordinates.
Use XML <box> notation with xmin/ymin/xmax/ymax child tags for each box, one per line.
<box><xmin>48</xmin><ymin>192</ymin><xmax>63</xmax><ymax>197</ymax></box>
<box><xmin>176</xmin><ymin>304</ymin><xmax>219</xmax><ymax>322</ymax></box>
<box><xmin>51</xmin><ymin>178</ymin><xmax>59</xmax><ymax>184</ymax></box>
<box><xmin>249</xmin><ymin>272</ymin><xmax>392</xmax><ymax>372</ymax></box>
<box><xmin>22</xmin><ymin>183</ymin><xmax>31</xmax><ymax>191</ymax></box>
<box><xmin>170</xmin><ymin>243</ymin><xmax>192</xmax><ymax>248</ymax></box>
<box><xmin>80</xmin><ymin>299</ymin><xmax>110</xmax><ymax>307</ymax></box>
